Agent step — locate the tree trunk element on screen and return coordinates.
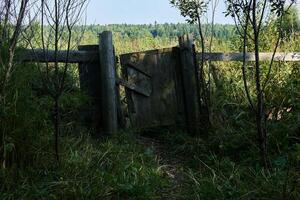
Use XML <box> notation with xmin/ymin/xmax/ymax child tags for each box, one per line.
<box><xmin>253</xmin><ymin>0</ymin><xmax>269</xmax><ymax>169</ymax></box>
<box><xmin>197</xmin><ymin>15</ymin><xmax>210</xmax><ymax>127</ymax></box>
<box><xmin>54</xmin><ymin>98</ymin><xmax>60</xmax><ymax>162</ymax></box>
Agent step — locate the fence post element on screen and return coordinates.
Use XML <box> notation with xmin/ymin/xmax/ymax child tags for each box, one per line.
<box><xmin>78</xmin><ymin>45</ymin><xmax>102</xmax><ymax>132</ymax></box>
<box><xmin>99</xmin><ymin>31</ymin><xmax>118</xmax><ymax>134</ymax></box>
<box><xmin>178</xmin><ymin>34</ymin><xmax>200</xmax><ymax>134</ymax></box>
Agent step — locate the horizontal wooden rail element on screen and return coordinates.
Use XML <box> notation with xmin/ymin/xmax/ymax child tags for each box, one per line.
<box><xmin>18</xmin><ymin>48</ymin><xmax>300</xmax><ymax>63</ymax></box>
<box><xmin>196</xmin><ymin>52</ymin><xmax>300</xmax><ymax>62</ymax></box>
<box><xmin>19</xmin><ymin>49</ymin><xmax>99</xmax><ymax>63</ymax></box>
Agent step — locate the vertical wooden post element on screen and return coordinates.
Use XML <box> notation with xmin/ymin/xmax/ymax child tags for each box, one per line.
<box><xmin>99</xmin><ymin>31</ymin><xmax>118</xmax><ymax>134</ymax></box>
<box><xmin>78</xmin><ymin>45</ymin><xmax>102</xmax><ymax>132</ymax></box>
<box><xmin>179</xmin><ymin>34</ymin><xmax>200</xmax><ymax>134</ymax></box>
<box><xmin>78</xmin><ymin>45</ymin><xmax>100</xmax><ymax>96</ymax></box>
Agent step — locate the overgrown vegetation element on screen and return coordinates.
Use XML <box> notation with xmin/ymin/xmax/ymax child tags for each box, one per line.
<box><xmin>0</xmin><ymin>0</ymin><xmax>299</xmax><ymax>199</ymax></box>
<box><xmin>1</xmin><ymin>133</ymin><xmax>170</xmax><ymax>199</ymax></box>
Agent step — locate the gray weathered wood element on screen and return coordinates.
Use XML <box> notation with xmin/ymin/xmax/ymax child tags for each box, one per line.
<box><xmin>19</xmin><ymin>49</ymin><xmax>98</xmax><ymax>63</ymax></box>
<box><xmin>120</xmin><ymin>47</ymin><xmax>185</xmax><ymax>129</ymax></box>
<box><xmin>78</xmin><ymin>45</ymin><xmax>100</xmax><ymax>95</ymax></box>
<box><xmin>99</xmin><ymin>31</ymin><xmax>118</xmax><ymax>134</ymax></box>
<box><xmin>124</xmin><ymin>62</ymin><xmax>152</xmax><ymax>78</ymax></box>
<box><xmin>116</xmin><ymin>78</ymin><xmax>151</xmax><ymax>97</ymax></box>
<box><xmin>179</xmin><ymin>34</ymin><xmax>200</xmax><ymax>134</ymax></box>
<box><xmin>78</xmin><ymin>45</ymin><xmax>103</xmax><ymax>132</ymax></box>
<box><xmin>19</xmin><ymin>48</ymin><xmax>300</xmax><ymax>63</ymax></box>
<box><xmin>196</xmin><ymin>52</ymin><xmax>300</xmax><ymax>62</ymax></box>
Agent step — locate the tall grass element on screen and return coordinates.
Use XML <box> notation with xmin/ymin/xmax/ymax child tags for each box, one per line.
<box><xmin>0</xmin><ymin>133</ymin><xmax>170</xmax><ymax>199</ymax></box>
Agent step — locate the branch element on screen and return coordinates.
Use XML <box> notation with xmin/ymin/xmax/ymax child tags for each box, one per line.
<box><xmin>242</xmin><ymin>0</ymin><xmax>256</xmax><ymax>112</ymax></box>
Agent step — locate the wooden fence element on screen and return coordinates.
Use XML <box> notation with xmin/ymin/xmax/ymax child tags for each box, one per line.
<box><xmin>21</xmin><ymin>48</ymin><xmax>300</xmax><ymax>63</ymax></box>
<box><xmin>20</xmin><ymin>31</ymin><xmax>300</xmax><ymax>135</ymax></box>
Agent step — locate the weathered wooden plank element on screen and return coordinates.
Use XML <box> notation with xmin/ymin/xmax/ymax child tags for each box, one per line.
<box><xmin>121</xmin><ymin>47</ymin><xmax>174</xmax><ymax>57</ymax></box>
<box><xmin>116</xmin><ymin>78</ymin><xmax>151</xmax><ymax>97</ymax></box>
<box><xmin>19</xmin><ymin>49</ymin><xmax>99</xmax><ymax>63</ymax></box>
<box><xmin>77</xmin><ymin>45</ymin><xmax>103</xmax><ymax>132</ymax></box>
<box><xmin>179</xmin><ymin>34</ymin><xmax>200</xmax><ymax>134</ymax></box>
<box><xmin>124</xmin><ymin>62</ymin><xmax>152</xmax><ymax>78</ymax></box>
<box><xmin>78</xmin><ymin>45</ymin><xmax>100</xmax><ymax>94</ymax></box>
<box><xmin>120</xmin><ymin>48</ymin><xmax>183</xmax><ymax>129</ymax></box>
<box><xmin>99</xmin><ymin>31</ymin><xmax>118</xmax><ymax>134</ymax></box>
<box><xmin>197</xmin><ymin>52</ymin><xmax>300</xmax><ymax>62</ymax></box>
<box><xmin>19</xmin><ymin>48</ymin><xmax>300</xmax><ymax>63</ymax></box>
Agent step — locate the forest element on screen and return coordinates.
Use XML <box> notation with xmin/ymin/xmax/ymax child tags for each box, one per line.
<box><xmin>0</xmin><ymin>0</ymin><xmax>300</xmax><ymax>199</ymax></box>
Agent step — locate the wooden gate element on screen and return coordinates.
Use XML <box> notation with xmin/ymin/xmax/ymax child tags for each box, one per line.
<box><xmin>120</xmin><ymin>35</ymin><xmax>200</xmax><ymax>133</ymax></box>
<box><xmin>120</xmin><ymin>48</ymin><xmax>185</xmax><ymax>129</ymax></box>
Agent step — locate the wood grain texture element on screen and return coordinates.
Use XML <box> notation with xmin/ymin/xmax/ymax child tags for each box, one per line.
<box><xmin>120</xmin><ymin>47</ymin><xmax>185</xmax><ymax>129</ymax></box>
<box><xmin>19</xmin><ymin>49</ymin><xmax>99</xmax><ymax>63</ymax></box>
<box><xmin>19</xmin><ymin>48</ymin><xmax>300</xmax><ymax>63</ymax></box>
<box><xmin>99</xmin><ymin>31</ymin><xmax>118</xmax><ymax>134</ymax></box>
<box><xmin>78</xmin><ymin>45</ymin><xmax>103</xmax><ymax>132</ymax></box>
<box><xmin>179</xmin><ymin>34</ymin><xmax>200</xmax><ymax>134</ymax></box>
<box><xmin>196</xmin><ymin>52</ymin><xmax>300</xmax><ymax>62</ymax></box>
<box><xmin>116</xmin><ymin>78</ymin><xmax>151</xmax><ymax>97</ymax></box>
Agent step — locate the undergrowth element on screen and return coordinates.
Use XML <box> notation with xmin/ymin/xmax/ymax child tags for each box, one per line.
<box><xmin>157</xmin><ymin>129</ymin><xmax>300</xmax><ymax>199</ymax></box>
<box><xmin>154</xmin><ymin>102</ymin><xmax>300</xmax><ymax>199</ymax></box>
<box><xmin>0</xmin><ymin>133</ymin><xmax>169</xmax><ymax>199</ymax></box>
<box><xmin>1</xmin><ymin>60</ymin><xmax>299</xmax><ymax>200</ymax></box>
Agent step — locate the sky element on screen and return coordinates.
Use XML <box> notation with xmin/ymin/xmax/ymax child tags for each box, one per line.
<box><xmin>86</xmin><ymin>0</ymin><xmax>232</xmax><ymax>25</ymax></box>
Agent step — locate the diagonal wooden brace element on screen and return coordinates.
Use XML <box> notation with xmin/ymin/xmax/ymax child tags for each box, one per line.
<box><xmin>116</xmin><ymin>78</ymin><xmax>151</xmax><ymax>97</ymax></box>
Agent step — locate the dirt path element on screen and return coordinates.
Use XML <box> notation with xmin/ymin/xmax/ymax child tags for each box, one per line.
<box><xmin>135</xmin><ymin>135</ymin><xmax>185</xmax><ymax>199</ymax></box>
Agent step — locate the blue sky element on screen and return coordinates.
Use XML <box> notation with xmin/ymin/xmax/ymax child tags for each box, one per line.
<box><xmin>86</xmin><ymin>0</ymin><xmax>232</xmax><ymax>25</ymax></box>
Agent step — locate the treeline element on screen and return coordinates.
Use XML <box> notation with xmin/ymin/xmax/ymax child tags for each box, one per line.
<box><xmin>83</xmin><ymin>23</ymin><xmax>237</xmax><ymax>40</ymax></box>
<box><xmin>79</xmin><ymin>23</ymin><xmax>239</xmax><ymax>54</ymax></box>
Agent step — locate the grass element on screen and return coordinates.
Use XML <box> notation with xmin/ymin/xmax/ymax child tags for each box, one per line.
<box><xmin>153</xmin><ymin>124</ymin><xmax>300</xmax><ymax>199</ymax></box>
<box><xmin>0</xmin><ymin>47</ymin><xmax>299</xmax><ymax>200</ymax></box>
<box><xmin>0</xmin><ymin>126</ymin><xmax>299</xmax><ymax>200</ymax></box>
<box><xmin>0</xmin><ymin>132</ymin><xmax>170</xmax><ymax>200</ymax></box>
<box><xmin>1</xmin><ymin>125</ymin><xmax>299</xmax><ymax>199</ymax></box>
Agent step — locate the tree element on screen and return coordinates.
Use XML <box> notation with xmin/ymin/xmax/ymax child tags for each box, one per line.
<box><xmin>281</xmin><ymin>5</ymin><xmax>300</xmax><ymax>37</ymax></box>
<box><xmin>0</xmin><ymin>0</ymin><xmax>33</xmax><ymax>168</ymax></box>
<box><xmin>28</xmin><ymin>0</ymin><xmax>88</xmax><ymax>162</ymax></box>
<box><xmin>225</xmin><ymin>0</ymin><xmax>296</xmax><ymax>169</ymax></box>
